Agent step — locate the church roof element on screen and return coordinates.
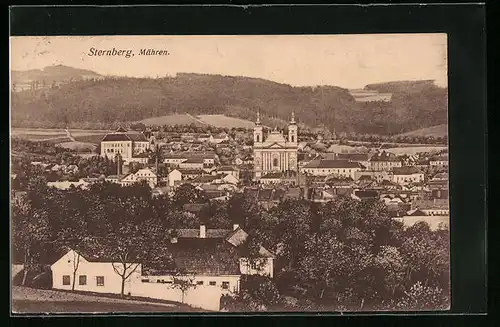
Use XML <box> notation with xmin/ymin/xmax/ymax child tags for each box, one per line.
<box><xmin>265</xmin><ymin>130</ymin><xmax>287</xmax><ymax>144</ymax></box>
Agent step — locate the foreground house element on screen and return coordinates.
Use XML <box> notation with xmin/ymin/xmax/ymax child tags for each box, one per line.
<box><xmin>51</xmin><ymin>248</ymin><xmax>142</xmax><ymax>295</ymax></box>
<box><xmin>49</xmin><ymin>225</ymin><xmax>274</xmax><ymax>311</ymax></box>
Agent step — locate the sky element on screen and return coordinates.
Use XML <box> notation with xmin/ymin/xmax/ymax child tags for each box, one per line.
<box><xmin>10</xmin><ymin>34</ymin><xmax>447</xmax><ymax>89</ymax></box>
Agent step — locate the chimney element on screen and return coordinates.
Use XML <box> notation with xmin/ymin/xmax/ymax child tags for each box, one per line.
<box><xmin>199</xmin><ymin>225</ymin><xmax>206</xmax><ymax>238</ymax></box>
<box><xmin>117</xmin><ymin>155</ymin><xmax>122</xmax><ymax>177</ymax></box>
<box><xmin>233</xmin><ymin>223</ymin><xmax>239</xmax><ymax>231</ymax></box>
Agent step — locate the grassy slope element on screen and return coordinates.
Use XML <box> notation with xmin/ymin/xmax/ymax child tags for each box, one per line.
<box><xmin>398</xmin><ymin>124</ymin><xmax>448</xmax><ymax>137</ymax></box>
<box><xmin>11</xmin><ymin>286</ymin><xmax>203</xmax><ymax>313</ymax></box>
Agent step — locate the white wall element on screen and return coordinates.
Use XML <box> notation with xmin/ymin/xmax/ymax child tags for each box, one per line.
<box><xmin>51</xmin><ymin>251</ymin><xmax>142</xmax><ymax>295</ymax></box>
<box><xmin>134</xmin><ymin>275</ymin><xmax>241</xmax><ymax>311</ymax></box>
<box><xmin>168</xmin><ymin>170</ymin><xmax>182</xmax><ymax>187</ymax></box>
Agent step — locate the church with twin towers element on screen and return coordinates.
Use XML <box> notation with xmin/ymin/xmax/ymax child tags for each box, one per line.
<box><xmin>253</xmin><ymin>111</ymin><xmax>298</xmax><ymax>180</ymax></box>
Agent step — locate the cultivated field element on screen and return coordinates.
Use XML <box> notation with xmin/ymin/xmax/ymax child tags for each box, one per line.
<box><xmin>139</xmin><ymin>113</ymin><xmax>255</xmax><ymax>128</ymax></box>
<box><xmin>139</xmin><ymin>114</ymin><xmax>202</xmax><ymax>126</ymax></box>
<box><xmin>11</xmin><ymin>128</ymin><xmax>107</xmax><ymax>149</ymax></box>
<box><xmin>11</xmin><ymin>286</ymin><xmax>201</xmax><ymax>313</ymax></box>
<box><xmin>384</xmin><ymin>146</ymin><xmax>447</xmax><ymax>155</ymax></box>
<box><xmin>197</xmin><ymin>114</ymin><xmax>255</xmax><ymax>128</ymax></box>
<box><xmin>398</xmin><ymin>124</ymin><xmax>448</xmax><ymax>138</ymax></box>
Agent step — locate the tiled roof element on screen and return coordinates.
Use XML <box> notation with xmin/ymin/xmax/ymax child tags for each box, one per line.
<box><xmin>336</xmin><ymin>153</ymin><xmax>370</xmax><ymax>161</ymax></box>
<box><xmin>392</xmin><ymin>166</ymin><xmax>423</xmax><ymax>175</ymax></box>
<box><xmin>219</xmin><ymin>166</ymin><xmax>237</xmax><ymax>171</ymax></box>
<box><xmin>370</xmin><ymin>154</ymin><xmax>401</xmax><ymax>162</ymax></box>
<box><xmin>101</xmin><ymin>131</ymin><xmax>148</xmax><ymax>142</ymax></box>
<box><xmin>143</xmin><ymin>238</ymin><xmax>240</xmax><ymax>276</ymax></box>
<box><xmin>177</xmin><ymin>169</ymin><xmax>204</xmax><ymax>175</ymax></box>
<box><xmin>127</xmin><ymin>133</ymin><xmax>148</xmax><ymax>142</ymax></box>
<box><xmin>183</xmin><ymin>158</ymin><xmax>204</xmax><ymax>164</ymax></box>
<box><xmin>101</xmin><ymin>134</ymin><xmax>131</xmax><ymax>142</ymax></box>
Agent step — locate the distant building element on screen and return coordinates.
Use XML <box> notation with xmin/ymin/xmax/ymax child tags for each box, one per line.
<box><xmin>391</xmin><ymin>166</ymin><xmax>425</xmax><ymax>185</ymax></box>
<box><xmin>301</xmin><ymin>159</ymin><xmax>365</xmax><ymax>179</ymax></box>
<box><xmin>253</xmin><ymin>112</ymin><xmax>298</xmax><ymax>180</ymax></box>
<box><xmin>100</xmin><ymin>127</ymin><xmax>150</xmax><ymax>162</ymax></box>
<box><xmin>369</xmin><ymin>152</ymin><xmax>402</xmax><ymax>171</ymax></box>
<box><xmin>429</xmin><ymin>155</ymin><xmax>448</xmax><ymax>168</ymax></box>
<box><xmin>217</xmin><ymin>166</ymin><xmax>239</xmax><ymax>179</ymax></box>
<box><xmin>168</xmin><ymin>169</ymin><xmax>182</xmax><ymax>187</ymax></box>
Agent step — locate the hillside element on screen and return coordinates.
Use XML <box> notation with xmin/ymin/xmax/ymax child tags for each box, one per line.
<box><xmin>398</xmin><ymin>124</ymin><xmax>448</xmax><ymax>138</ymax></box>
<box><xmin>10</xmin><ymin>69</ymin><xmax>448</xmax><ymax>135</ymax></box>
<box><xmin>11</xmin><ymin>65</ymin><xmax>102</xmax><ymax>91</ymax></box>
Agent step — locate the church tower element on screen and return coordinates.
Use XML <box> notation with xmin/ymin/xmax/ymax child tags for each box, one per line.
<box><xmin>288</xmin><ymin>112</ymin><xmax>298</xmax><ymax>144</ymax></box>
<box><xmin>254</xmin><ymin>111</ymin><xmax>263</xmax><ymax>144</ymax></box>
<box><xmin>253</xmin><ymin>111</ymin><xmax>264</xmax><ymax>179</ymax></box>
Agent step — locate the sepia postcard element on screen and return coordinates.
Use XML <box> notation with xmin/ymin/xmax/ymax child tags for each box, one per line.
<box><xmin>10</xmin><ymin>34</ymin><xmax>450</xmax><ymax>314</ymax></box>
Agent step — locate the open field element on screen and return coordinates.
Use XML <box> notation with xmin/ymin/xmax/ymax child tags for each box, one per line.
<box><xmin>384</xmin><ymin>146</ymin><xmax>447</xmax><ymax>155</ymax></box>
<box><xmin>11</xmin><ymin>286</ymin><xmax>202</xmax><ymax>313</ymax></box>
<box><xmin>139</xmin><ymin>113</ymin><xmax>255</xmax><ymax>128</ymax></box>
<box><xmin>11</xmin><ymin>128</ymin><xmax>107</xmax><ymax>148</ymax></box>
<box><xmin>139</xmin><ymin>114</ymin><xmax>202</xmax><ymax>126</ymax></box>
<box><xmin>398</xmin><ymin>124</ymin><xmax>448</xmax><ymax>138</ymax></box>
<box><xmin>11</xmin><ymin>128</ymin><xmax>110</xmax><ymax>137</ymax></box>
<box><xmin>197</xmin><ymin>114</ymin><xmax>255</xmax><ymax>128</ymax></box>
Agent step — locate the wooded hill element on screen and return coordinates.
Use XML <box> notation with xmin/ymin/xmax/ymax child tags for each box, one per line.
<box><xmin>11</xmin><ymin>70</ymin><xmax>448</xmax><ymax>135</ymax></box>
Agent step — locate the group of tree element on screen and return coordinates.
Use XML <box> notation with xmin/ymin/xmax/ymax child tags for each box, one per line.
<box><xmin>11</xmin><ymin>74</ymin><xmax>447</xmax><ymax>135</ymax></box>
<box><xmin>12</xmin><ymin>175</ymin><xmax>449</xmax><ymax>309</ymax></box>
<box><xmin>11</xmin><ymin>138</ymin><xmax>73</xmax><ymax>156</ymax></box>
<box><xmin>221</xmin><ymin>198</ymin><xmax>450</xmax><ymax>311</ymax></box>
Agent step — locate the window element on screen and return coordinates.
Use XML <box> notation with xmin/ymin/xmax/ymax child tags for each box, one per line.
<box><xmin>273</xmin><ymin>158</ymin><xmax>278</xmax><ymax>167</ymax></box>
<box><xmin>291</xmin><ymin>135</ymin><xmax>295</xmax><ymax>142</ymax></box>
<box><xmin>79</xmin><ymin>275</ymin><xmax>87</xmax><ymax>285</ymax></box>
<box><xmin>62</xmin><ymin>275</ymin><xmax>71</xmax><ymax>285</ymax></box>
<box><xmin>222</xmin><ymin>281</ymin><xmax>230</xmax><ymax>290</ymax></box>
<box><xmin>96</xmin><ymin>276</ymin><xmax>105</xmax><ymax>286</ymax></box>
<box><xmin>196</xmin><ymin>281</ymin><xmax>204</xmax><ymax>285</ymax></box>
<box><xmin>209</xmin><ymin>281</ymin><xmax>216</xmax><ymax>286</ymax></box>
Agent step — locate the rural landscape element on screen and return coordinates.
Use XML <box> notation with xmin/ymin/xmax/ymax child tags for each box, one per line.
<box><xmin>11</xmin><ymin>35</ymin><xmax>449</xmax><ymax>314</ymax></box>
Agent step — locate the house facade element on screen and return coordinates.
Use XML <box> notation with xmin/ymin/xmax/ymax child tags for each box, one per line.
<box><xmin>301</xmin><ymin>159</ymin><xmax>364</xmax><ymax>179</ymax></box>
<box><xmin>51</xmin><ymin>249</ymin><xmax>142</xmax><ymax>295</ymax></box>
<box><xmin>100</xmin><ymin>127</ymin><xmax>150</xmax><ymax>162</ymax></box>
<box><xmin>392</xmin><ymin>167</ymin><xmax>425</xmax><ymax>185</ymax></box>
<box><xmin>369</xmin><ymin>152</ymin><xmax>402</xmax><ymax>171</ymax></box>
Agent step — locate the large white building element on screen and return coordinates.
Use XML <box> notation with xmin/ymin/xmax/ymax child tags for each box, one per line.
<box><xmin>253</xmin><ymin>112</ymin><xmax>298</xmax><ymax>180</ymax></box>
<box><xmin>100</xmin><ymin>127</ymin><xmax>150</xmax><ymax>162</ymax></box>
<box><xmin>301</xmin><ymin>159</ymin><xmax>365</xmax><ymax>179</ymax></box>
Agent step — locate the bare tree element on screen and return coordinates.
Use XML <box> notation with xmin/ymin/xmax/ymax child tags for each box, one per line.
<box><xmin>170</xmin><ymin>273</ymin><xmax>197</xmax><ymax>304</ymax></box>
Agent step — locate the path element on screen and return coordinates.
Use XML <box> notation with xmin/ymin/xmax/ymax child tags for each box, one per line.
<box><xmin>185</xmin><ymin>113</ymin><xmax>212</xmax><ymax>126</ymax></box>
